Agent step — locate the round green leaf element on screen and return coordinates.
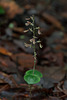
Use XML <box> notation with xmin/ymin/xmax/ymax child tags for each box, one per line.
<box><xmin>24</xmin><ymin>74</ymin><xmax>40</xmax><ymax>84</ymax></box>
<box><xmin>25</xmin><ymin>69</ymin><xmax>43</xmax><ymax>78</ymax></box>
<box><xmin>0</xmin><ymin>6</ymin><xmax>5</xmax><ymax>14</ymax></box>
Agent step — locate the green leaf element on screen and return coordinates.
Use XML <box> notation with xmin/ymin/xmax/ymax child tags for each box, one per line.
<box><xmin>24</xmin><ymin>74</ymin><xmax>40</xmax><ymax>84</ymax></box>
<box><xmin>0</xmin><ymin>6</ymin><xmax>5</xmax><ymax>14</ymax></box>
<box><xmin>25</xmin><ymin>69</ymin><xmax>43</xmax><ymax>78</ymax></box>
<box><xmin>9</xmin><ymin>23</ymin><xmax>14</xmax><ymax>28</ymax></box>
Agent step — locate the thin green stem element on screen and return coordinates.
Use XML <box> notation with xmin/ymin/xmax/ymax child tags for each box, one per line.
<box><xmin>32</xmin><ymin>15</ymin><xmax>36</xmax><ymax>74</ymax></box>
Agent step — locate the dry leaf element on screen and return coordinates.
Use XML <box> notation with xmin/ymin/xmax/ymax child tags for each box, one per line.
<box><xmin>11</xmin><ymin>53</ymin><xmax>34</xmax><ymax>68</ymax></box>
<box><xmin>42</xmin><ymin>13</ymin><xmax>63</xmax><ymax>30</ymax></box>
<box><xmin>0</xmin><ymin>1</ymin><xmax>23</xmax><ymax>18</ymax></box>
<box><xmin>0</xmin><ymin>47</ymin><xmax>12</xmax><ymax>56</ymax></box>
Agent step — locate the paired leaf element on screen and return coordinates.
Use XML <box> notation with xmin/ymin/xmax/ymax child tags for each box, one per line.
<box><xmin>24</xmin><ymin>74</ymin><xmax>40</xmax><ymax>84</ymax></box>
<box><xmin>25</xmin><ymin>69</ymin><xmax>43</xmax><ymax>78</ymax></box>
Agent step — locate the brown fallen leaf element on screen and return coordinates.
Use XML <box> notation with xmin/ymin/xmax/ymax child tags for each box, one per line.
<box><xmin>42</xmin><ymin>13</ymin><xmax>63</xmax><ymax>30</ymax></box>
<box><xmin>0</xmin><ymin>1</ymin><xmax>23</xmax><ymax>18</ymax></box>
<box><xmin>11</xmin><ymin>53</ymin><xmax>34</xmax><ymax>68</ymax></box>
<box><xmin>0</xmin><ymin>47</ymin><xmax>12</xmax><ymax>56</ymax></box>
<box><xmin>40</xmin><ymin>26</ymin><xmax>55</xmax><ymax>38</ymax></box>
<box><xmin>43</xmin><ymin>66</ymin><xmax>65</xmax><ymax>82</ymax></box>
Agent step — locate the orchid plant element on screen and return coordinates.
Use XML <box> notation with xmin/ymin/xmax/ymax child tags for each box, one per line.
<box><xmin>24</xmin><ymin>15</ymin><xmax>43</xmax><ymax>85</ymax></box>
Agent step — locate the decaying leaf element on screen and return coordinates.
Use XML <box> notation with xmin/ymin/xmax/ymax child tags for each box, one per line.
<box><xmin>11</xmin><ymin>53</ymin><xmax>34</xmax><ymax>68</ymax></box>
<box><xmin>42</xmin><ymin>13</ymin><xmax>63</xmax><ymax>30</ymax></box>
<box><xmin>43</xmin><ymin>66</ymin><xmax>65</xmax><ymax>82</ymax></box>
<box><xmin>0</xmin><ymin>47</ymin><xmax>12</xmax><ymax>56</ymax></box>
<box><xmin>0</xmin><ymin>1</ymin><xmax>23</xmax><ymax>18</ymax></box>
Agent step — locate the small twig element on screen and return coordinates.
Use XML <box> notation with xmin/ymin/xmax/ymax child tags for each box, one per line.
<box><xmin>0</xmin><ymin>84</ymin><xmax>9</xmax><ymax>93</ymax></box>
<box><xmin>57</xmin><ymin>82</ymin><xmax>67</xmax><ymax>95</ymax></box>
<box><xmin>59</xmin><ymin>94</ymin><xmax>67</xmax><ymax>99</ymax></box>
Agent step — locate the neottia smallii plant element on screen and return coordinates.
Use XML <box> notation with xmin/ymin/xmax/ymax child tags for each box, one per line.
<box><xmin>24</xmin><ymin>15</ymin><xmax>43</xmax><ymax>85</ymax></box>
